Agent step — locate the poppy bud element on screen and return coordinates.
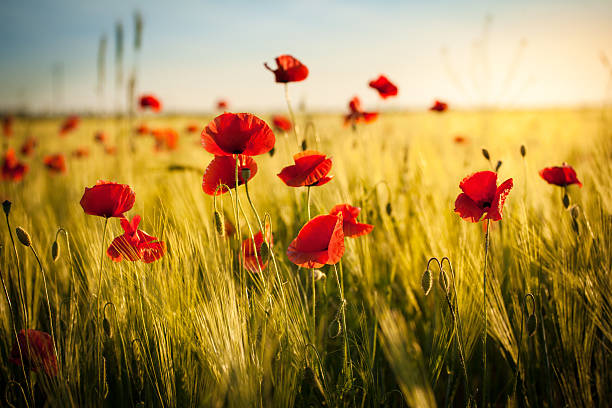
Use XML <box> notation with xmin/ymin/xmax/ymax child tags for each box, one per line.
<box><xmin>562</xmin><ymin>193</ymin><xmax>570</xmax><ymax>209</ymax></box>
<box><xmin>16</xmin><ymin>227</ymin><xmax>31</xmax><ymax>247</ymax></box>
<box><xmin>438</xmin><ymin>269</ymin><xmax>449</xmax><ymax>294</ymax></box>
<box><xmin>421</xmin><ymin>269</ymin><xmax>432</xmax><ymax>296</ymax></box>
<box><xmin>259</xmin><ymin>241</ymin><xmax>270</xmax><ymax>262</ymax></box>
<box><xmin>51</xmin><ymin>240</ymin><xmax>60</xmax><ymax>261</ymax></box>
<box><xmin>301</xmin><ymin>139</ymin><xmax>307</xmax><ymax>151</ymax></box>
<box><xmin>214</xmin><ymin>211</ymin><xmax>224</xmax><ymax>236</ymax></box>
<box><xmin>527</xmin><ymin>314</ymin><xmax>537</xmax><ymax>337</ymax></box>
<box><xmin>312</xmin><ymin>269</ymin><xmax>326</xmax><ymax>281</ymax></box>
<box><xmin>495</xmin><ymin>160</ymin><xmax>502</xmax><ymax>172</ymax></box>
<box><xmin>385</xmin><ymin>202</ymin><xmax>392</xmax><ymax>216</ymax></box>
<box><xmin>103</xmin><ymin>317</ymin><xmax>112</xmax><ymax>338</ymax></box>
<box><xmin>268</xmin><ymin>147</ymin><xmax>275</xmax><ymax>157</ymax></box>
<box><xmin>520</xmin><ymin>145</ymin><xmax>526</xmax><ymax>157</ymax></box>
<box><xmin>570</xmin><ymin>205</ymin><xmax>579</xmax><ymax>219</ymax></box>
<box><xmin>2</xmin><ymin>200</ymin><xmax>11</xmax><ymax>216</ymax></box>
<box><xmin>482</xmin><ymin>148</ymin><xmax>490</xmax><ymax>161</ymax></box>
<box><xmin>241</xmin><ymin>167</ymin><xmax>251</xmax><ymax>181</ymax></box>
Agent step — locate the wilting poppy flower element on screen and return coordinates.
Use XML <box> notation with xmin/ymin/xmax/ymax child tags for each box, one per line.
<box><xmin>44</xmin><ymin>154</ymin><xmax>67</xmax><ymax>173</ymax></box>
<box><xmin>136</xmin><ymin>124</ymin><xmax>150</xmax><ymax>135</ymax></box>
<box><xmin>1</xmin><ymin>149</ymin><xmax>28</xmax><ymax>181</ymax></box>
<box><xmin>264</xmin><ymin>55</ymin><xmax>309</xmax><ymax>83</ymax></box>
<box><xmin>430</xmin><ymin>100</ymin><xmax>448</xmax><ymax>112</ymax></box>
<box><xmin>217</xmin><ymin>99</ymin><xmax>228</xmax><ymax>110</ymax></box>
<box><xmin>454</xmin><ymin>135</ymin><xmax>467</xmax><ymax>144</ymax></box>
<box><xmin>539</xmin><ymin>164</ymin><xmax>582</xmax><ymax>188</ymax></box>
<box><xmin>20</xmin><ymin>136</ymin><xmax>37</xmax><ymax>156</ymax></box>
<box><xmin>80</xmin><ymin>180</ymin><xmax>135</xmax><ymax>218</ymax></box>
<box><xmin>139</xmin><ymin>94</ymin><xmax>162</xmax><ymax>112</ymax></box>
<box><xmin>10</xmin><ymin>329</ymin><xmax>57</xmax><ymax>376</ymax></box>
<box><xmin>287</xmin><ymin>214</ymin><xmax>345</xmax><ymax>268</ymax></box>
<box><xmin>329</xmin><ymin>204</ymin><xmax>374</xmax><ymax>238</ymax></box>
<box><xmin>202</xmin><ymin>155</ymin><xmax>257</xmax><ymax>195</ymax></box>
<box><xmin>105</xmin><ymin>146</ymin><xmax>117</xmax><ymax>155</ymax></box>
<box><xmin>186</xmin><ymin>124</ymin><xmax>199</xmax><ymax>133</ymax></box>
<box><xmin>60</xmin><ymin>115</ymin><xmax>80</xmax><ymax>135</ymax></box>
<box><xmin>107</xmin><ymin>215</ymin><xmax>166</xmax><ymax>263</ymax></box>
<box><xmin>278</xmin><ymin>150</ymin><xmax>333</xmax><ymax>187</ymax></box>
<box><xmin>94</xmin><ymin>131</ymin><xmax>107</xmax><ymax>144</ymax></box>
<box><xmin>3</xmin><ymin>115</ymin><xmax>13</xmax><ymax>137</ymax></box>
<box><xmin>72</xmin><ymin>147</ymin><xmax>90</xmax><ymax>158</ymax></box>
<box><xmin>241</xmin><ymin>228</ymin><xmax>273</xmax><ymax>273</ymax></box>
<box><xmin>344</xmin><ymin>97</ymin><xmax>378</xmax><ymax>126</ymax></box>
<box><xmin>369</xmin><ymin>75</ymin><xmax>398</xmax><ymax>99</ymax></box>
<box><xmin>202</xmin><ymin>112</ymin><xmax>275</xmax><ymax>156</ymax></box>
<box><xmin>272</xmin><ymin>115</ymin><xmax>292</xmax><ymax>132</ymax></box>
<box><xmin>454</xmin><ymin>171</ymin><xmax>513</xmax><ymax>222</ymax></box>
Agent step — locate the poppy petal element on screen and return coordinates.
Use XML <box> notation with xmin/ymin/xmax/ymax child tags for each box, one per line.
<box><xmin>487</xmin><ymin>178</ymin><xmax>513</xmax><ymax>221</ymax></box>
<box><xmin>454</xmin><ymin>193</ymin><xmax>485</xmax><ymax>222</ymax></box>
<box><xmin>459</xmin><ymin>171</ymin><xmax>497</xmax><ymax>204</ymax></box>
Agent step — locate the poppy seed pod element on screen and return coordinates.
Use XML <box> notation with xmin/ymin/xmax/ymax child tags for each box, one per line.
<box><xmin>570</xmin><ymin>205</ymin><xmax>580</xmax><ymax>219</ymax></box>
<box><xmin>16</xmin><ymin>227</ymin><xmax>31</xmax><ymax>247</ymax></box>
<box><xmin>103</xmin><ymin>317</ymin><xmax>112</xmax><ymax>338</ymax></box>
<box><xmin>421</xmin><ymin>269</ymin><xmax>432</xmax><ymax>296</ymax></box>
<box><xmin>2</xmin><ymin>200</ymin><xmax>11</xmax><ymax>216</ymax></box>
<box><xmin>482</xmin><ymin>148</ymin><xmax>490</xmax><ymax>161</ymax></box>
<box><xmin>51</xmin><ymin>240</ymin><xmax>60</xmax><ymax>261</ymax></box>
<box><xmin>214</xmin><ymin>211</ymin><xmax>224</xmax><ymax>236</ymax></box>
<box><xmin>438</xmin><ymin>269</ymin><xmax>449</xmax><ymax>294</ymax></box>
<box><xmin>520</xmin><ymin>145</ymin><xmax>526</xmax><ymax>157</ymax></box>
<box><xmin>562</xmin><ymin>193</ymin><xmax>570</xmax><ymax>209</ymax></box>
<box><xmin>527</xmin><ymin>314</ymin><xmax>537</xmax><ymax>337</ymax></box>
<box><xmin>240</xmin><ymin>167</ymin><xmax>251</xmax><ymax>181</ymax></box>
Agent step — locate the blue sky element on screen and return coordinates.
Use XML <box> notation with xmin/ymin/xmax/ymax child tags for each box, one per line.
<box><xmin>1</xmin><ymin>0</ymin><xmax>611</xmax><ymax>113</ymax></box>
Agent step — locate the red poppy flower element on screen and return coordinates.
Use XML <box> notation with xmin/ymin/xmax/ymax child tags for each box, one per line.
<box><xmin>430</xmin><ymin>100</ymin><xmax>448</xmax><ymax>112</ymax></box>
<box><xmin>217</xmin><ymin>99</ymin><xmax>228</xmax><ymax>110</ymax></box>
<box><xmin>454</xmin><ymin>135</ymin><xmax>467</xmax><ymax>144</ymax></box>
<box><xmin>136</xmin><ymin>124</ymin><xmax>150</xmax><ymax>135</ymax></box>
<box><xmin>287</xmin><ymin>214</ymin><xmax>345</xmax><ymax>268</ymax></box>
<box><xmin>369</xmin><ymin>75</ymin><xmax>398</xmax><ymax>99</ymax></box>
<box><xmin>278</xmin><ymin>150</ymin><xmax>333</xmax><ymax>187</ymax></box>
<box><xmin>94</xmin><ymin>131</ymin><xmax>107</xmax><ymax>144</ymax></box>
<box><xmin>241</xmin><ymin>228</ymin><xmax>273</xmax><ymax>273</ymax></box>
<box><xmin>80</xmin><ymin>180</ymin><xmax>135</xmax><ymax>218</ymax></box>
<box><xmin>60</xmin><ymin>115</ymin><xmax>80</xmax><ymax>135</ymax></box>
<box><xmin>3</xmin><ymin>115</ymin><xmax>13</xmax><ymax>137</ymax></box>
<box><xmin>153</xmin><ymin>128</ymin><xmax>179</xmax><ymax>151</ymax></box>
<box><xmin>107</xmin><ymin>215</ymin><xmax>166</xmax><ymax>263</ymax></box>
<box><xmin>10</xmin><ymin>329</ymin><xmax>57</xmax><ymax>376</ymax></box>
<box><xmin>329</xmin><ymin>204</ymin><xmax>374</xmax><ymax>238</ymax></box>
<box><xmin>202</xmin><ymin>112</ymin><xmax>275</xmax><ymax>156</ymax></box>
<box><xmin>264</xmin><ymin>55</ymin><xmax>309</xmax><ymax>83</ymax></box>
<box><xmin>139</xmin><ymin>94</ymin><xmax>162</xmax><ymax>112</ymax></box>
<box><xmin>43</xmin><ymin>154</ymin><xmax>67</xmax><ymax>173</ymax></box>
<box><xmin>272</xmin><ymin>115</ymin><xmax>292</xmax><ymax>132</ymax></box>
<box><xmin>202</xmin><ymin>155</ymin><xmax>257</xmax><ymax>195</ymax></box>
<box><xmin>20</xmin><ymin>136</ymin><xmax>37</xmax><ymax>156</ymax></box>
<box><xmin>344</xmin><ymin>97</ymin><xmax>378</xmax><ymax>126</ymax></box>
<box><xmin>72</xmin><ymin>147</ymin><xmax>90</xmax><ymax>158</ymax></box>
<box><xmin>454</xmin><ymin>171</ymin><xmax>513</xmax><ymax>222</ymax></box>
<box><xmin>186</xmin><ymin>124</ymin><xmax>199</xmax><ymax>133</ymax></box>
<box><xmin>539</xmin><ymin>164</ymin><xmax>582</xmax><ymax>188</ymax></box>
<box><xmin>2</xmin><ymin>149</ymin><xmax>28</xmax><ymax>181</ymax></box>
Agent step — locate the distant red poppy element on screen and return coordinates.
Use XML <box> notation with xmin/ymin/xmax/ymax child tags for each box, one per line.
<box><xmin>3</xmin><ymin>115</ymin><xmax>13</xmax><ymax>137</ymax></box>
<box><xmin>454</xmin><ymin>171</ymin><xmax>513</xmax><ymax>222</ymax></box>
<box><xmin>224</xmin><ymin>218</ymin><xmax>236</xmax><ymax>237</ymax></box>
<box><xmin>107</xmin><ymin>215</ymin><xmax>166</xmax><ymax>263</ymax></box>
<box><xmin>94</xmin><ymin>131</ymin><xmax>107</xmax><ymax>144</ymax></box>
<box><xmin>72</xmin><ymin>147</ymin><xmax>90</xmax><ymax>158</ymax></box>
<box><xmin>454</xmin><ymin>135</ymin><xmax>467</xmax><ymax>144</ymax></box>
<box><xmin>136</xmin><ymin>124</ymin><xmax>150</xmax><ymax>135</ymax></box>
<box><xmin>369</xmin><ymin>75</ymin><xmax>398</xmax><ymax>99</ymax></box>
<box><xmin>1</xmin><ymin>149</ymin><xmax>28</xmax><ymax>181</ymax></box>
<box><xmin>430</xmin><ymin>100</ymin><xmax>448</xmax><ymax>112</ymax></box>
<box><xmin>278</xmin><ymin>150</ymin><xmax>333</xmax><ymax>187</ymax></box>
<box><xmin>186</xmin><ymin>124</ymin><xmax>199</xmax><ymax>133</ymax></box>
<box><xmin>287</xmin><ymin>214</ymin><xmax>345</xmax><ymax>268</ymax></box>
<box><xmin>329</xmin><ymin>204</ymin><xmax>374</xmax><ymax>238</ymax></box>
<box><xmin>139</xmin><ymin>94</ymin><xmax>162</xmax><ymax>112</ymax></box>
<box><xmin>264</xmin><ymin>55</ymin><xmax>309</xmax><ymax>83</ymax></box>
<box><xmin>202</xmin><ymin>113</ymin><xmax>275</xmax><ymax>156</ymax></box>
<box><xmin>80</xmin><ymin>180</ymin><xmax>135</xmax><ymax>218</ymax></box>
<box><xmin>105</xmin><ymin>146</ymin><xmax>117</xmax><ymax>155</ymax></box>
<box><xmin>153</xmin><ymin>128</ymin><xmax>179</xmax><ymax>151</ymax></box>
<box><xmin>539</xmin><ymin>164</ymin><xmax>582</xmax><ymax>188</ymax></box>
<box><xmin>60</xmin><ymin>115</ymin><xmax>80</xmax><ymax>135</ymax></box>
<box><xmin>202</xmin><ymin>155</ymin><xmax>257</xmax><ymax>195</ymax></box>
<box><xmin>241</xmin><ymin>228</ymin><xmax>273</xmax><ymax>273</ymax></box>
<box><xmin>272</xmin><ymin>115</ymin><xmax>292</xmax><ymax>132</ymax></box>
<box><xmin>344</xmin><ymin>97</ymin><xmax>378</xmax><ymax>126</ymax></box>
<box><xmin>20</xmin><ymin>136</ymin><xmax>37</xmax><ymax>156</ymax></box>
<box><xmin>10</xmin><ymin>329</ymin><xmax>57</xmax><ymax>376</ymax></box>
<box><xmin>217</xmin><ymin>99</ymin><xmax>228</xmax><ymax>110</ymax></box>
<box><xmin>43</xmin><ymin>154</ymin><xmax>67</xmax><ymax>173</ymax></box>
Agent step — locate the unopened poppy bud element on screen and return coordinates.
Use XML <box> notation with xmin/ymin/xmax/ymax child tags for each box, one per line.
<box><xmin>301</xmin><ymin>139</ymin><xmax>307</xmax><ymax>151</ymax></box>
<box><xmin>421</xmin><ymin>269</ymin><xmax>432</xmax><ymax>296</ymax></box>
<box><xmin>2</xmin><ymin>200</ymin><xmax>11</xmax><ymax>216</ymax></box>
<box><xmin>103</xmin><ymin>317</ymin><xmax>112</xmax><ymax>338</ymax></box>
<box><xmin>214</xmin><ymin>211</ymin><xmax>224</xmax><ymax>236</ymax></box>
<box><xmin>562</xmin><ymin>193</ymin><xmax>570</xmax><ymax>209</ymax></box>
<box><xmin>495</xmin><ymin>160</ymin><xmax>502</xmax><ymax>172</ymax></box>
<box><xmin>240</xmin><ymin>167</ymin><xmax>251</xmax><ymax>181</ymax></box>
<box><xmin>259</xmin><ymin>241</ymin><xmax>270</xmax><ymax>261</ymax></box>
<box><xmin>51</xmin><ymin>240</ymin><xmax>60</xmax><ymax>261</ymax></box>
<box><xmin>527</xmin><ymin>314</ymin><xmax>537</xmax><ymax>337</ymax></box>
<box><xmin>520</xmin><ymin>145</ymin><xmax>526</xmax><ymax>157</ymax></box>
<box><xmin>438</xmin><ymin>269</ymin><xmax>449</xmax><ymax>294</ymax></box>
<box><xmin>385</xmin><ymin>202</ymin><xmax>392</xmax><ymax>216</ymax></box>
<box><xmin>268</xmin><ymin>147</ymin><xmax>275</xmax><ymax>157</ymax></box>
<box><xmin>482</xmin><ymin>148</ymin><xmax>490</xmax><ymax>161</ymax></box>
<box><xmin>312</xmin><ymin>269</ymin><xmax>326</xmax><ymax>281</ymax></box>
<box><xmin>570</xmin><ymin>205</ymin><xmax>579</xmax><ymax>219</ymax></box>
<box><xmin>16</xmin><ymin>227</ymin><xmax>31</xmax><ymax>247</ymax></box>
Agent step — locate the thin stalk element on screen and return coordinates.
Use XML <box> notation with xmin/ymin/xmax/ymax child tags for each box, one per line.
<box><xmin>513</xmin><ymin>294</ymin><xmax>534</xmax><ymax>399</ymax></box>
<box><xmin>96</xmin><ymin>217</ymin><xmax>109</xmax><ymax>399</ymax></box>
<box><xmin>284</xmin><ymin>83</ymin><xmax>300</xmax><ymax>148</ymax></box>
<box><xmin>333</xmin><ymin>262</ymin><xmax>351</xmax><ymax>386</ymax></box>
<box><xmin>4</xmin><ymin>213</ymin><xmax>27</xmax><ymax>330</ymax></box>
<box><xmin>306</xmin><ymin>186</ymin><xmax>312</xmax><ymax>221</ymax></box>
<box><xmin>481</xmin><ymin>219</ymin><xmax>491</xmax><ymax>408</ymax></box>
